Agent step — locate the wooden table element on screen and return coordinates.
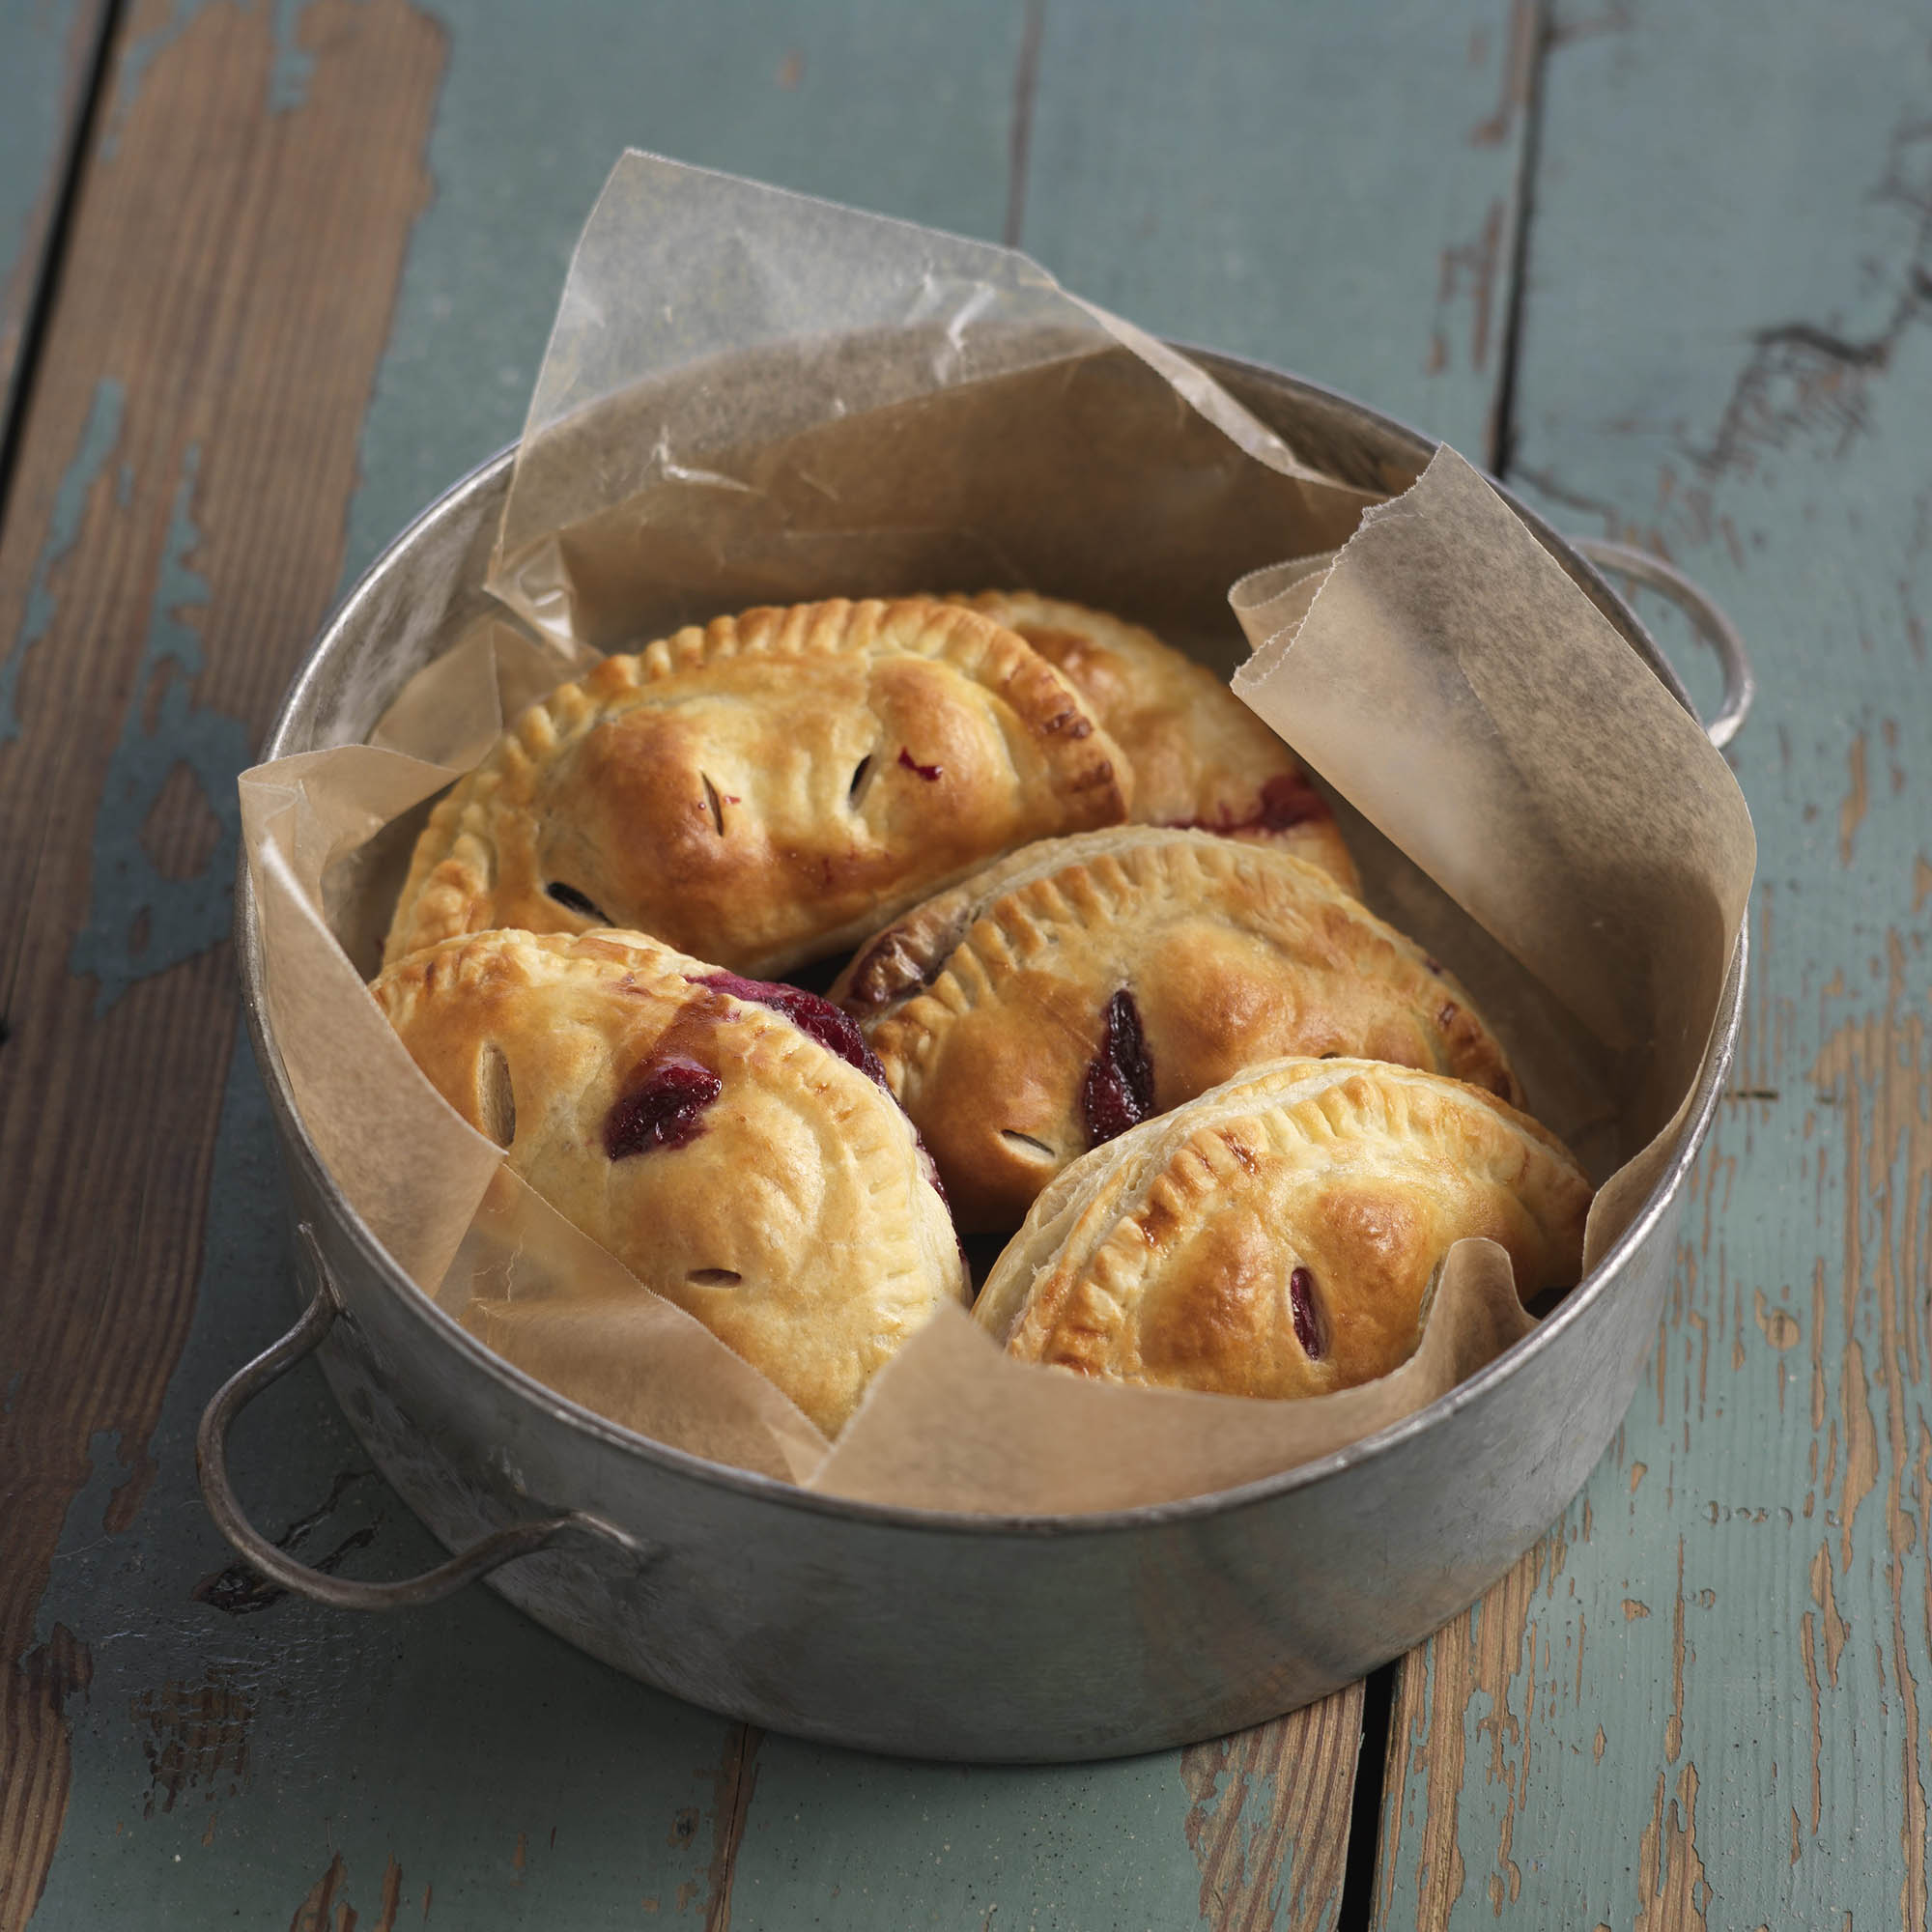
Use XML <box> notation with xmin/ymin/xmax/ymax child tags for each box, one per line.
<box><xmin>3</xmin><ymin>2</ymin><xmax>1926</xmax><ymax>1924</ymax></box>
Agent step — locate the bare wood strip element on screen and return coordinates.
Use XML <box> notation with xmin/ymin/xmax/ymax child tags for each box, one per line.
<box><xmin>1181</xmin><ymin>1685</ymin><xmax>1366</xmax><ymax>1930</ymax></box>
<box><xmin>0</xmin><ymin>2</ymin><xmax>447</xmax><ymax>1920</ymax></box>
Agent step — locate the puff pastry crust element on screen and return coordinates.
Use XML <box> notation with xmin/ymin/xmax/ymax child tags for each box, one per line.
<box><xmin>832</xmin><ymin>827</ymin><xmax>1520</xmax><ymax>1230</ymax></box>
<box><xmin>976</xmin><ymin>1057</ymin><xmax>1592</xmax><ymax>1400</ymax></box>
<box><xmin>383</xmin><ymin>599</ymin><xmax>1131</xmax><ymax>977</ymax></box>
<box><xmin>372</xmin><ymin>926</ymin><xmax>967</xmax><ymax>1435</ymax></box>
<box><xmin>946</xmin><ymin>591</ymin><xmax>1357</xmax><ymax>893</ymax></box>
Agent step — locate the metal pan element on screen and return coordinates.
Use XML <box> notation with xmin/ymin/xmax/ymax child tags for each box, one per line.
<box><xmin>203</xmin><ymin>351</ymin><xmax>1751</xmax><ymax>1761</ymax></box>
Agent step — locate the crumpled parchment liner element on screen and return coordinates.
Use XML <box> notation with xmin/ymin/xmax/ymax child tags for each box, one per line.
<box><xmin>814</xmin><ymin>1244</ymin><xmax>1534</xmax><ymax>1512</ymax></box>
<box><xmin>1231</xmin><ymin>446</ymin><xmax>1756</xmax><ymax>1267</ymax></box>
<box><xmin>487</xmin><ymin>152</ymin><xmax>1380</xmax><ymax>653</ymax></box>
<box><xmin>238</xmin><ymin>153</ymin><xmax>1755</xmax><ymax>1515</ymax></box>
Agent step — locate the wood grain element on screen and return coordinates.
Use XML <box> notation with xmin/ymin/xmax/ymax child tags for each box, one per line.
<box><xmin>1372</xmin><ymin>1</ymin><xmax>1932</xmax><ymax>1924</ymax></box>
<box><xmin>0</xmin><ymin>0</ymin><xmax>446</xmax><ymax>1921</ymax></box>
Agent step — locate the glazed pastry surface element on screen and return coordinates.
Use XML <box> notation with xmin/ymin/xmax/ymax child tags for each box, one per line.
<box><xmin>833</xmin><ymin>828</ymin><xmax>1520</xmax><ymax>1229</ymax></box>
<box><xmin>384</xmin><ymin>599</ymin><xmax>1131</xmax><ymax>976</ymax></box>
<box><xmin>976</xmin><ymin>1057</ymin><xmax>1592</xmax><ymax>1400</ymax></box>
<box><xmin>946</xmin><ymin>591</ymin><xmax>1357</xmax><ymax>893</ymax></box>
<box><xmin>373</xmin><ymin>926</ymin><xmax>967</xmax><ymax>1435</ymax></box>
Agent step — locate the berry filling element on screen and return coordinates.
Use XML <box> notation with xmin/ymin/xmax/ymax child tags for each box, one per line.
<box><xmin>1289</xmin><ymin>1265</ymin><xmax>1323</xmax><ymax>1359</ymax></box>
<box><xmin>1080</xmin><ymin>988</ymin><xmax>1154</xmax><ymax>1147</ymax></box>
<box><xmin>699</xmin><ymin>971</ymin><xmax>953</xmax><ymax>1222</ymax></box>
<box><xmin>1169</xmin><ymin>772</ymin><xmax>1330</xmax><ymax>837</ymax></box>
<box><xmin>699</xmin><ymin>972</ymin><xmax>890</xmax><ymax>1090</ymax></box>
<box><xmin>604</xmin><ymin>1056</ymin><xmax>722</xmax><ymax>1159</ymax></box>
<box><xmin>896</xmin><ymin>747</ymin><xmax>944</xmax><ymax>781</ymax></box>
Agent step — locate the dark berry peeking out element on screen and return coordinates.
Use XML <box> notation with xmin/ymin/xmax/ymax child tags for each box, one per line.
<box><xmin>604</xmin><ymin>1057</ymin><xmax>722</xmax><ymax>1159</ymax></box>
<box><xmin>1080</xmin><ymin>988</ymin><xmax>1154</xmax><ymax>1147</ymax></box>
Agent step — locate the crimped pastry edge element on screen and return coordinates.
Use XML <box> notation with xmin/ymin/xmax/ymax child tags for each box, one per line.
<box><xmin>973</xmin><ymin>1055</ymin><xmax>1587</xmax><ymax>1352</ymax></box>
<box><xmin>382</xmin><ymin>598</ymin><xmax>1133</xmax><ymax>972</ymax></box>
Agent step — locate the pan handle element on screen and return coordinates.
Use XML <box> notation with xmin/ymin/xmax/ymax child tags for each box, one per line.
<box><xmin>1572</xmin><ymin>537</ymin><xmax>1755</xmax><ymax>750</ymax></box>
<box><xmin>196</xmin><ymin>1225</ymin><xmax>642</xmax><ymax>1610</ymax></box>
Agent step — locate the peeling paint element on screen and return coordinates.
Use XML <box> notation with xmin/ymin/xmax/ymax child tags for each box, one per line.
<box><xmin>289</xmin><ymin>1852</ymin><xmax>348</xmax><ymax>1932</ymax></box>
<box><xmin>1435</xmin><ymin>197</ymin><xmax>1505</xmax><ymax>375</ymax></box>
<box><xmin>1806</xmin><ymin>1544</ymin><xmax>1849</xmax><ymax>1690</ymax></box>
<box><xmin>130</xmin><ymin>1669</ymin><xmax>254</xmax><ymax>1817</ymax></box>
<box><xmin>1</xmin><ymin>378</ymin><xmax>124</xmax><ymax>744</ymax></box>
<box><xmin>66</xmin><ymin>441</ymin><xmax>249</xmax><ymax>1010</ymax></box>
<box><xmin>1468</xmin><ymin>0</ymin><xmax>1537</xmax><ymax>147</ymax></box>
<box><xmin>1634</xmin><ymin>1764</ymin><xmax>1711</xmax><ymax>1931</ymax></box>
<box><xmin>1687</xmin><ymin>115</ymin><xmax>1932</xmax><ymax>483</ymax></box>
<box><xmin>109</xmin><ymin>0</ymin><xmax>317</xmax><ymax>153</ymax></box>
<box><xmin>1752</xmin><ymin>1290</ymin><xmax>1801</xmax><ymax>1350</ymax></box>
<box><xmin>1180</xmin><ymin>1725</ymin><xmax>1295</xmax><ymax>1925</ymax></box>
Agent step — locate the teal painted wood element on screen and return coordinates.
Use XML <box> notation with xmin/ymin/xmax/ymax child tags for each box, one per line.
<box><xmin>0</xmin><ymin>0</ymin><xmax>107</xmax><ymax>442</ymax></box>
<box><xmin>18</xmin><ymin>2</ymin><xmax>1526</xmax><ymax>1926</ymax></box>
<box><xmin>343</xmin><ymin>0</ymin><xmax>1033</xmax><ymax>582</ymax></box>
<box><xmin>728</xmin><ymin>1739</ymin><xmax>1253</xmax><ymax>1930</ymax></box>
<box><xmin>1019</xmin><ymin>0</ymin><xmax>1538</xmax><ymax>458</ymax></box>
<box><xmin>1372</xmin><ymin>3</ymin><xmax>1932</xmax><ymax>1927</ymax></box>
<box><xmin>728</xmin><ymin>1701</ymin><xmax>1361</xmax><ymax>1930</ymax></box>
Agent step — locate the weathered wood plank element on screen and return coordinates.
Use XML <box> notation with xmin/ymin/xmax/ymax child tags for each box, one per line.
<box><xmin>0</xmin><ymin>0</ymin><xmax>462</xmax><ymax>1918</ymax></box>
<box><xmin>728</xmin><ymin>1694</ymin><xmax>1361</xmax><ymax>1930</ymax></box>
<box><xmin>1372</xmin><ymin>3</ymin><xmax>1932</xmax><ymax>1926</ymax></box>
<box><xmin>1019</xmin><ymin>0</ymin><xmax>1540</xmax><ymax>459</ymax></box>
<box><xmin>0</xmin><ymin>0</ymin><xmax>109</xmax><ymax>451</ymax></box>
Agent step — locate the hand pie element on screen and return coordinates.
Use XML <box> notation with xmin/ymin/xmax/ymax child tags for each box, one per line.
<box><xmin>372</xmin><ymin>927</ymin><xmax>967</xmax><ymax>1435</ymax></box>
<box><xmin>383</xmin><ymin>599</ymin><xmax>1131</xmax><ymax>977</ymax></box>
<box><xmin>831</xmin><ymin>827</ymin><xmax>1520</xmax><ymax>1230</ymax></box>
<box><xmin>976</xmin><ymin>1058</ymin><xmax>1592</xmax><ymax>1400</ymax></box>
<box><xmin>945</xmin><ymin>591</ymin><xmax>1357</xmax><ymax>894</ymax></box>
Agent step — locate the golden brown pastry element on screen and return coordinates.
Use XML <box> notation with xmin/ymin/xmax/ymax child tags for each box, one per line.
<box><xmin>976</xmin><ymin>1058</ymin><xmax>1592</xmax><ymax>1400</ymax></box>
<box><xmin>372</xmin><ymin>927</ymin><xmax>967</xmax><ymax>1435</ymax></box>
<box><xmin>383</xmin><ymin>599</ymin><xmax>1131</xmax><ymax>976</ymax></box>
<box><xmin>945</xmin><ymin>591</ymin><xmax>1357</xmax><ymax>893</ymax></box>
<box><xmin>832</xmin><ymin>827</ymin><xmax>1520</xmax><ymax>1230</ymax></box>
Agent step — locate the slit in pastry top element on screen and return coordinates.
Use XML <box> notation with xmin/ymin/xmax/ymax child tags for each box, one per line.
<box><xmin>383</xmin><ymin>599</ymin><xmax>1131</xmax><ymax>977</ymax></box>
<box><xmin>832</xmin><ymin>826</ymin><xmax>1524</xmax><ymax>1231</ymax></box>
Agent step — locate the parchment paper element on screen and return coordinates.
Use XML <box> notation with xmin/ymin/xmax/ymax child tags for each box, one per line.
<box><xmin>1231</xmin><ymin>446</ymin><xmax>1756</xmax><ymax>1264</ymax></box>
<box><xmin>238</xmin><ymin>744</ymin><xmax>833</xmax><ymax>1487</ymax></box>
<box><xmin>238</xmin><ymin>154</ymin><xmax>1754</xmax><ymax>1514</ymax></box>
<box><xmin>488</xmin><ymin>153</ymin><xmax>1379</xmax><ymax>653</ymax></box>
